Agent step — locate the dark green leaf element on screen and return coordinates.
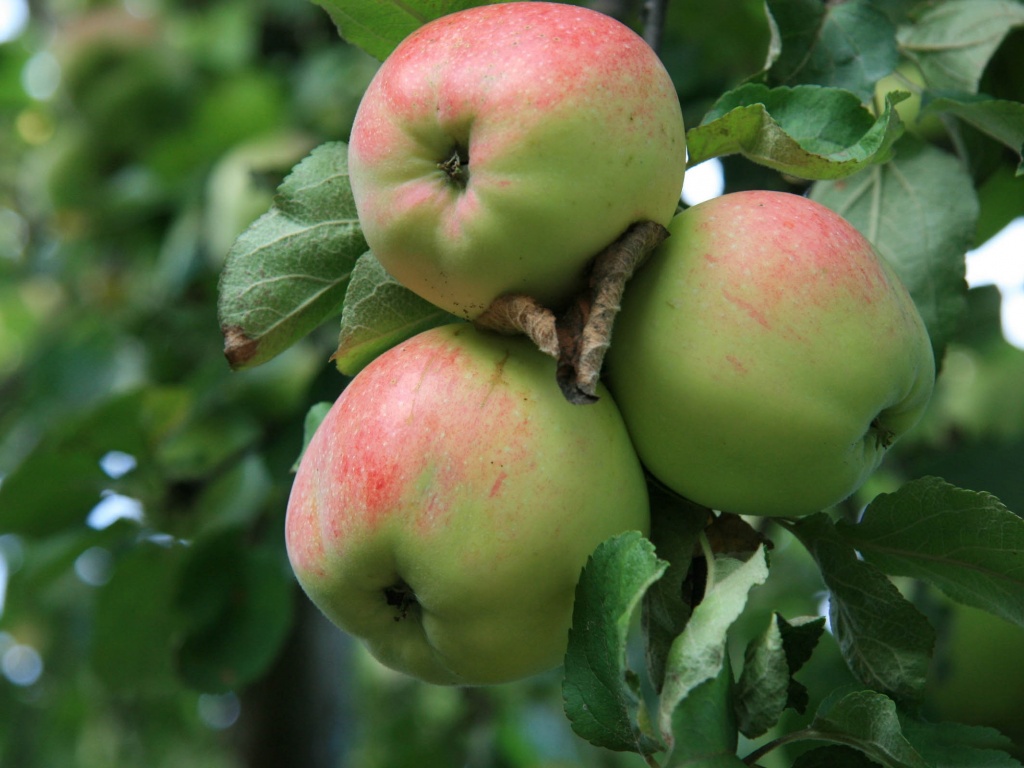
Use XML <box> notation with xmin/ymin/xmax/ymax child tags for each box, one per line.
<box><xmin>788</xmin><ymin>514</ymin><xmax>935</xmax><ymax>703</ymax></box>
<box><xmin>666</xmin><ymin>659</ymin><xmax>746</xmax><ymax>768</ymax></box>
<box><xmin>899</xmin><ymin>717</ymin><xmax>1023</xmax><ymax>768</ymax></box>
<box><xmin>92</xmin><ymin>540</ymin><xmax>188</xmax><ymax>693</ymax></box>
<box><xmin>809</xmin><ymin>689</ymin><xmax>928</xmax><ymax>768</ymax></box>
<box><xmin>313</xmin><ymin>0</ymin><xmax>501</xmax><ymax>61</ymax></box>
<box><xmin>735</xmin><ymin>614</ymin><xmax>826</xmax><ymax>738</ymax></box>
<box><xmin>217</xmin><ymin>142</ymin><xmax>364</xmax><ymax>369</ymax></box>
<box><xmin>687</xmin><ymin>84</ymin><xmax>904</xmax><ymax>179</ymax></box>
<box><xmin>926</xmin><ymin>95</ymin><xmax>1024</xmax><ymax>174</ymax></box>
<box><xmin>333</xmin><ymin>252</ymin><xmax>462</xmax><ymax>376</ymax></box>
<box><xmin>657</xmin><ymin>546</ymin><xmax>769</xmax><ymax>747</ymax></box>
<box><xmin>562</xmin><ymin>531</ymin><xmax>667</xmax><ymax>756</ymax></box>
<box><xmin>642</xmin><ymin>484</ymin><xmax>710</xmax><ymax>693</ymax></box>
<box><xmin>767</xmin><ymin>0</ymin><xmax>899</xmax><ymax>100</ymax></box>
<box><xmin>175</xmin><ymin>532</ymin><xmax>295</xmax><ymax>693</ymax></box>
<box><xmin>837</xmin><ymin>477</ymin><xmax>1024</xmax><ymax>627</ymax></box>
<box><xmin>792</xmin><ymin>744</ymin><xmax>890</xmax><ymax>768</ymax></box>
<box><xmin>898</xmin><ymin>0</ymin><xmax>1024</xmax><ymax>94</ymax></box>
<box><xmin>810</xmin><ymin>138</ymin><xmax>979</xmax><ymax>360</ymax></box>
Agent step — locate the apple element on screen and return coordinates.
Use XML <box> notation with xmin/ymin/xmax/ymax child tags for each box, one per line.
<box><xmin>347</xmin><ymin>2</ymin><xmax>686</xmax><ymax>319</ymax></box>
<box><xmin>873</xmin><ymin>61</ymin><xmax>945</xmax><ymax>140</ymax></box>
<box><xmin>605</xmin><ymin>191</ymin><xmax>936</xmax><ymax>517</ymax></box>
<box><xmin>285</xmin><ymin>324</ymin><xmax>649</xmax><ymax>685</ymax></box>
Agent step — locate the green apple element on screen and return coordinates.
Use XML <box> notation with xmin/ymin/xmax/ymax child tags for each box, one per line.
<box><xmin>286</xmin><ymin>324</ymin><xmax>649</xmax><ymax>685</ymax></box>
<box><xmin>605</xmin><ymin>191</ymin><xmax>936</xmax><ymax>517</ymax></box>
<box><xmin>873</xmin><ymin>61</ymin><xmax>945</xmax><ymax>140</ymax></box>
<box><xmin>347</xmin><ymin>2</ymin><xmax>686</xmax><ymax>319</ymax></box>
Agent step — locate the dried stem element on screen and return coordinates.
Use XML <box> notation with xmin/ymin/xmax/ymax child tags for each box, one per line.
<box><xmin>473</xmin><ymin>294</ymin><xmax>560</xmax><ymax>358</ymax></box>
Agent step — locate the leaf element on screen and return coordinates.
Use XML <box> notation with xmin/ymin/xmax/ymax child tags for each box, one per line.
<box><xmin>792</xmin><ymin>745</ymin><xmax>883</xmax><ymax>768</ymax></box>
<box><xmin>217</xmin><ymin>142</ymin><xmax>365</xmax><ymax>369</ymax></box>
<box><xmin>837</xmin><ymin>476</ymin><xmax>1024</xmax><ymax>628</ymax></box>
<box><xmin>898</xmin><ymin>0</ymin><xmax>1024</xmax><ymax>94</ymax></box>
<box><xmin>686</xmin><ymin>84</ymin><xmax>905</xmax><ymax>179</ymax></box>
<box><xmin>787</xmin><ymin>514</ymin><xmax>935</xmax><ymax>703</ymax></box>
<box><xmin>899</xmin><ymin>717</ymin><xmax>1023</xmax><ymax>768</ymax></box>
<box><xmin>810</xmin><ymin>138</ymin><xmax>979</xmax><ymax>360</ymax></box>
<box><xmin>665</xmin><ymin>659</ymin><xmax>747</xmax><ymax>768</ymax></box>
<box><xmin>642</xmin><ymin>484</ymin><xmax>710</xmax><ymax>693</ymax></box>
<box><xmin>657</xmin><ymin>546</ymin><xmax>769</xmax><ymax>748</ymax></box>
<box><xmin>174</xmin><ymin>531</ymin><xmax>295</xmax><ymax>693</ymax></box>
<box><xmin>92</xmin><ymin>540</ymin><xmax>188</xmax><ymax>693</ymax></box>
<box><xmin>766</xmin><ymin>0</ymin><xmax>899</xmax><ymax>101</ymax></box>
<box><xmin>333</xmin><ymin>252</ymin><xmax>462</xmax><ymax>376</ymax></box>
<box><xmin>562</xmin><ymin>531</ymin><xmax>667</xmax><ymax>756</ymax></box>
<box><xmin>0</xmin><ymin>389</ymin><xmax>189</xmax><ymax>537</ymax></box>
<box><xmin>808</xmin><ymin>689</ymin><xmax>928</xmax><ymax>768</ymax></box>
<box><xmin>292</xmin><ymin>401</ymin><xmax>333</xmax><ymax>471</ymax></box>
<box><xmin>735</xmin><ymin>614</ymin><xmax>826</xmax><ymax>738</ymax></box>
<box><xmin>925</xmin><ymin>95</ymin><xmax>1024</xmax><ymax>175</ymax></box>
<box><xmin>313</xmin><ymin>0</ymin><xmax>500</xmax><ymax>61</ymax></box>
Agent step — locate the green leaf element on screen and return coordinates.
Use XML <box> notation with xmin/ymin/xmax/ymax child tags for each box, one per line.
<box><xmin>217</xmin><ymin>141</ymin><xmax>365</xmax><ymax>370</ymax></box>
<box><xmin>810</xmin><ymin>138</ymin><xmax>979</xmax><ymax>360</ymax></box>
<box><xmin>735</xmin><ymin>614</ymin><xmax>826</xmax><ymax>738</ymax></box>
<box><xmin>898</xmin><ymin>717</ymin><xmax>1024</xmax><ymax>768</ymax></box>
<box><xmin>92</xmin><ymin>540</ymin><xmax>188</xmax><ymax>693</ymax></box>
<box><xmin>174</xmin><ymin>531</ymin><xmax>295</xmax><ymax>693</ymax></box>
<box><xmin>0</xmin><ymin>389</ymin><xmax>189</xmax><ymax>537</ymax></box>
<box><xmin>926</xmin><ymin>95</ymin><xmax>1024</xmax><ymax>175</ymax></box>
<box><xmin>809</xmin><ymin>689</ymin><xmax>928</xmax><ymax>768</ymax></box>
<box><xmin>898</xmin><ymin>0</ymin><xmax>1024</xmax><ymax>94</ymax></box>
<box><xmin>657</xmin><ymin>546</ymin><xmax>769</xmax><ymax>748</ymax></box>
<box><xmin>665</xmin><ymin>658</ymin><xmax>746</xmax><ymax>768</ymax></box>
<box><xmin>787</xmin><ymin>514</ymin><xmax>935</xmax><ymax>703</ymax></box>
<box><xmin>562</xmin><ymin>531</ymin><xmax>667</xmax><ymax>756</ymax></box>
<box><xmin>333</xmin><ymin>252</ymin><xmax>462</xmax><ymax>376</ymax></box>
<box><xmin>313</xmin><ymin>0</ymin><xmax>501</xmax><ymax>61</ymax></box>
<box><xmin>641</xmin><ymin>484</ymin><xmax>710</xmax><ymax>693</ymax></box>
<box><xmin>686</xmin><ymin>84</ymin><xmax>905</xmax><ymax>179</ymax></box>
<box><xmin>292</xmin><ymin>401</ymin><xmax>333</xmax><ymax>472</ymax></box>
<box><xmin>766</xmin><ymin>0</ymin><xmax>899</xmax><ymax>101</ymax></box>
<box><xmin>837</xmin><ymin>476</ymin><xmax>1024</xmax><ymax>628</ymax></box>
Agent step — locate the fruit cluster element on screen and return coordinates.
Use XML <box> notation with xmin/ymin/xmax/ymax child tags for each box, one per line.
<box><xmin>286</xmin><ymin>2</ymin><xmax>935</xmax><ymax>686</ymax></box>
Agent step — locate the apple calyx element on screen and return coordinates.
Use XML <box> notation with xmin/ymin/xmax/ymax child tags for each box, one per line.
<box><xmin>438</xmin><ymin>145</ymin><xmax>469</xmax><ymax>188</ymax></box>
<box><xmin>869</xmin><ymin>417</ymin><xmax>897</xmax><ymax>450</ymax></box>
<box><xmin>473</xmin><ymin>220</ymin><xmax>669</xmax><ymax>405</ymax></box>
<box><xmin>384</xmin><ymin>580</ymin><xmax>419</xmax><ymax>622</ymax></box>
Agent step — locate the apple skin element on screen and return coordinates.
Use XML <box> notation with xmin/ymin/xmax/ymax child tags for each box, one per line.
<box><xmin>605</xmin><ymin>191</ymin><xmax>936</xmax><ymax>517</ymax></box>
<box><xmin>347</xmin><ymin>2</ymin><xmax>686</xmax><ymax>319</ymax></box>
<box><xmin>285</xmin><ymin>324</ymin><xmax>649</xmax><ymax>685</ymax></box>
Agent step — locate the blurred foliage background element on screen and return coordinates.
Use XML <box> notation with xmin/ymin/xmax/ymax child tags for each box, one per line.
<box><xmin>0</xmin><ymin>1</ymin><xmax>1022</xmax><ymax>766</ymax></box>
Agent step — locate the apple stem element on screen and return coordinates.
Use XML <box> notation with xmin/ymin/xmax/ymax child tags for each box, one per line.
<box><xmin>698</xmin><ymin>531</ymin><xmax>716</xmax><ymax>595</ymax></box>
<box><xmin>473</xmin><ymin>220</ymin><xmax>668</xmax><ymax>405</ymax></box>
<box><xmin>474</xmin><ymin>294</ymin><xmax>560</xmax><ymax>358</ymax></box>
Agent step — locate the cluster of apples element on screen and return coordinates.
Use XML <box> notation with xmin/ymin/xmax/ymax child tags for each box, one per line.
<box><xmin>285</xmin><ymin>2</ymin><xmax>936</xmax><ymax>686</ymax></box>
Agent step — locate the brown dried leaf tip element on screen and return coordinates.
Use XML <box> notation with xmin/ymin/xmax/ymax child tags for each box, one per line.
<box><xmin>222</xmin><ymin>325</ymin><xmax>261</xmax><ymax>369</ymax></box>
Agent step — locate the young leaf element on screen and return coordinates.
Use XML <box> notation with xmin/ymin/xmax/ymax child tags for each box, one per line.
<box><xmin>562</xmin><ymin>531</ymin><xmax>667</xmax><ymax>756</ymax></box>
<box><xmin>807</xmin><ymin>689</ymin><xmax>928</xmax><ymax>768</ymax></box>
<box><xmin>664</xmin><ymin>659</ymin><xmax>747</xmax><ymax>768</ymax></box>
<box><xmin>657</xmin><ymin>546</ymin><xmax>769</xmax><ymax>748</ymax></box>
<box><xmin>333</xmin><ymin>252</ymin><xmax>462</xmax><ymax>376</ymax></box>
<box><xmin>898</xmin><ymin>0</ymin><xmax>1024</xmax><ymax>94</ymax></box>
<box><xmin>218</xmin><ymin>142</ymin><xmax>365</xmax><ymax>370</ymax></box>
<box><xmin>642</xmin><ymin>484</ymin><xmax>710</xmax><ymax>693</ymax></box>
<box><xmin>809</xmin><ymin>138</ymin><xmax>979</xmax><ymax>360</ymax></box>
<box><xmin>837</xmin><ymin>476</ymin><xmax>1024</xmax><ymax>627</ymax></box>
<box><xmin>736</xmin><ymin>614</ymin><xmax>826</xmax><ymax>738</ymax></box>
<box><xmin>898</xmin><ymin>717</ymin><xmax>1024</xmax><ymax>768</ymax></box>
<box><xmin>766</xmin><ymin>0</ymin><xmax>899</xmax><ymax>101</ymax></box>
<box><xmin>313</xmin><ymin>0</ymin><xmax>498</xmax><ymax>61</ymax></box>
<box><xmin>686</xmin><ymin>84</ymin><xmax>905</xmax><ymax>179</ymax></box>
<box><xmin>787</xmin><ymin>514</ymin><xmax>935</xmax><ymax>703</ymax></box>
<box><xmin>925</xmin><ymin>95</ymin><xmax>1024</xmax><ymax>175</ymax></box>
